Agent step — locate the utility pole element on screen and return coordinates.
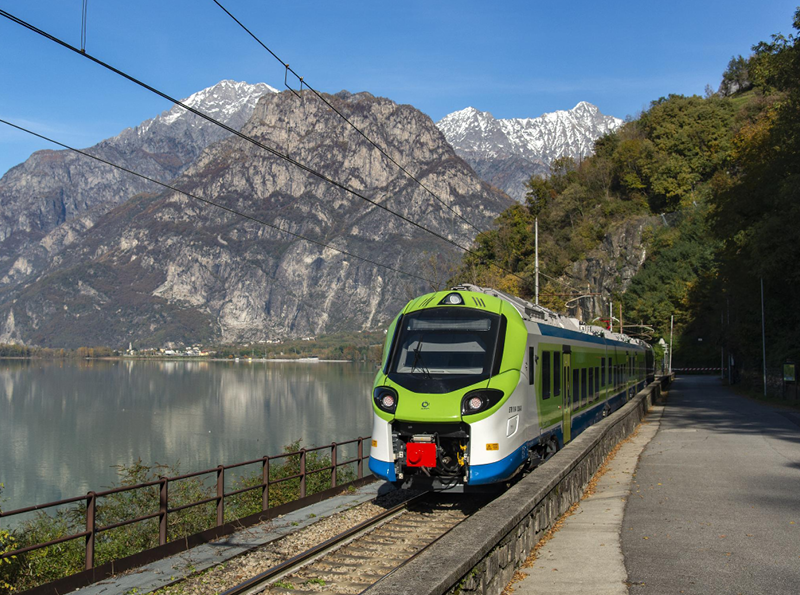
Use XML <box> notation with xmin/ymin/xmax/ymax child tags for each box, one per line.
<box><xmin>727</xmin><ymin>296</ymin><xmax>732</xmax><ymax>384</ymax></box>
<box><xmin>534</xmin><ymin>216</ymin><xmax>539</xmax><ymax>306</ymax></box>
<box><xmin>761</xmin><ymin>278</ymin><xmax>767</xmax><ymax>397</ymax></box>
<box><xmin>669</xmin><ymin>315</ymin><xmax>674</xmax><ymax>374</ymax></box>
<box><xmin>721</xmin><ymin>311</ymin><xmax>725</xmax><ymax>381</ymax></box>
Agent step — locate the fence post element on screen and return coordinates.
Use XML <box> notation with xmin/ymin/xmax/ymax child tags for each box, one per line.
<box><xmin>299</xmin><ymin>449</ymin><xmax>306</xmax><ymax>499</ymax></box>
<box><xmin>159</xmin><ymin>477</ymin><xmax>168</xmax><ymax>545</ymax></box>
<box><xmin>331</xmin><ymin>442</ymin><xmax>337</xmax><ymax>488</ymax></box>
<box><xmin>85</xmin><ymin>491</ymin><xmax>96</xmax><ymax>571</ymax></box>
<box><xmin>216</xmin><ymin>466</ymin><xmax>225</xmax><ymax>526</ymax></box>
<box><xmin>261</xmin><ymin>456</ymin><xmax>270</xmax><ymax>512</ymax></box>
<box><xmin>357</xmin><ymin>438</ymin><xmax>363</xmax><ymax>479</ymax></box>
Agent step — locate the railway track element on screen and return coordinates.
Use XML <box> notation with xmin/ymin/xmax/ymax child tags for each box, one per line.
<box><xmin>220</xmin><ymin>492</ymin><xmax>489</xmax><ymax>595</ymax></box>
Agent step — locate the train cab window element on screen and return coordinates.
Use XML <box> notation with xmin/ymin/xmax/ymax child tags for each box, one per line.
<box><xmin>588</xmin><ymin>368</ymin><xmax>594</xmax><ymax>401</ymax></box>
<box><xmin>542</xmin><ymin>351</ymin><xmax>551</xmax><ymax>399</ymax></box>
<box><xmin>601</xmin><ymin>358</ymin><xmax>606</xmax><ymax>386</ymax></box>
<box><xmin>388</xmin><ymin>307</ymin><xmax>503</xmax><ymax>394</ymax></box>
<box><xmin>528</xmin><ymin>346</ymin><xmax>535</xmax><ymax>386</ymax></box>
<box><xmin>581</xmin><ymin>368</ymin><xmax>587</xmax><ymax>406</ymax></box>
<box><xmin>553</xmin><ymin>352</ymin><xmax>561</xmax><ymax>397</ymax></box>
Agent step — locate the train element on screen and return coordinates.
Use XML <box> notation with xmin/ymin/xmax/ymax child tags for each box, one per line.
<box><xmin>369</xmin><ymin>284</ymin><xmax>654</xmax><ymax>490</ymax></box>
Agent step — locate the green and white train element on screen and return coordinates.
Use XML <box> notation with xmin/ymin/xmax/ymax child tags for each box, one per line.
<box><xmin>369</xmin><ymin>284</ymin><xmax>654</xmax><ymax>490</ymax></box>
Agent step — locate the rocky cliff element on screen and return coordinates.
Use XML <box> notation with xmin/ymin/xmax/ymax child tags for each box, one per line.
<box><xmin>0</xmin><ymin>80</ymin><xmax>276</xmax><ymax>290</ymax></box>
<box><xmin>0</xmin><ymin>90</ymin><xmax>512</xmax><ymax>348</ymax></box>
<box><xmin>567</xmin><ymin>215</ymin><xmax>658</xmax><ymax>324</ymax></box>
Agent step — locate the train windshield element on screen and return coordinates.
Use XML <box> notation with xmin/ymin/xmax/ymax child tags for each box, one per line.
<box><xmin>388</xmin><ymin>307</ymin><xmax>503</xmax><ymax>393</ymax></box>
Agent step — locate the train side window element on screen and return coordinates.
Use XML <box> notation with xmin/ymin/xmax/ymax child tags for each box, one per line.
<box><xmin>581</xmin><ymin>368</ymin><xmax>587</xmax><ymax>406</ymax></box>
<box><xmin>542</xmin><ymin>351</ymin><xmax>551</xmax><ymax>399</ymax></box>
<box><xmin>553</xmin><ymin>351</ymin><xmax>561</xmax><ymax>397</ymax></box>
<box><xmin>588</xmin><ymin>368</ymin><xmax>594</xmax><ymax>401</ymax></box>
<box><xmin>601</xmin><ymin>357</ymin><xmax>606</xmax><ymax>386</ymax></box>
<box><xmin>595</xmin><ymin>366</ymin><xmax>600</xmax><ymax>396</ymax></box>
<box><xmin>573</xmin><ymin>368</ymin><xmax>579</xmax><ymax>408</ymax></box>
<box><xmin>528</xmin><ymin>346</ymin><xmax>535</xmax><ymax>386</ymax></box>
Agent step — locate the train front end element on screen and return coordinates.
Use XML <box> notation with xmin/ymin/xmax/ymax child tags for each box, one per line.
<box><xmin>369</xmin><ymin>289</ymin><xmax>527</xmax><ymax>490</ymax></box>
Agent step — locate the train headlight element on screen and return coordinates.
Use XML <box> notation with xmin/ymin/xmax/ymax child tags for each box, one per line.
<box><xmin>373</xmin><ymin>387</ymin><xmax>399</xmax><ymax>414</ymax></box>
<box><xmin>461</xmin><ymin>389</ymin><xmax>504</xmax><ymax>416</ymax></box>
<box><xmin>438</xmin><ymin>292</ymin><xmax>464</xmax><ymax>306</ymax></box>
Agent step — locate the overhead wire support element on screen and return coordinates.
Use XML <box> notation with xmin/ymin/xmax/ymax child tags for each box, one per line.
<box><xmin>0</xmin><ymin>117</ymin><xmax>436</xmax><ymax>286</ymax></box>
<box><xmin>80</xmin><ymin>0</ymin><xmax>88</xmax><ymax>53</ymax></box>
<box><xmin>210</xmin><ymin>0</ymin><xmax>485</xmax><ymax>236</ymax></box>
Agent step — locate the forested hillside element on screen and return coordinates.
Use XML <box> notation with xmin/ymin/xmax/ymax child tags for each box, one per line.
<box><xmin>456</xmin><ymin>9</ymin><xmax>800</xmax><ymax>373</ymax></box>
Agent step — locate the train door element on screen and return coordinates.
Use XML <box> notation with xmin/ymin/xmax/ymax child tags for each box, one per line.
<box><xmin>562</xmin><ymin>350</ymin><xmax>571</xmax><ymax>444</ymax></box>
<box><xmin>525</xmin><ymin>340</ymin><xmax>537</xmax><ymax>433</ymax></box>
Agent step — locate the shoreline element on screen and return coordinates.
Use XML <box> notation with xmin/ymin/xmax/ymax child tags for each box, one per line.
<box><xmin>0</xmin><ymin>356</ymin><xmax>356</xmax><ymax>363</ymax></box>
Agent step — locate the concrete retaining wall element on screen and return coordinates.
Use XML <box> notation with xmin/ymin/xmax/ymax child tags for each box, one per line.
<box><xmin>365</xmin><ymin>377</ymin><xmax>670</xmax><ymax>595</ymax></box>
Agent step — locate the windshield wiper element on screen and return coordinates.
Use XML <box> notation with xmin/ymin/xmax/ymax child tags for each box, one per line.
<box><xmin>410</xmin><ymin>338</ymin><xmax>432</xmax><ymax>379</ymax></box>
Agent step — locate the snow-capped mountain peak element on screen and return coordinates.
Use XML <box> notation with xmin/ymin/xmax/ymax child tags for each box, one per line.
<box><xmin>158</xmin><ymin>80</ymin><xmax>277</xmax><ymax>127</ymax></box>
<box><xmin>436</xmin><ymin>102</ymin><xmax>623</xmax><ymax>200</ymax></box>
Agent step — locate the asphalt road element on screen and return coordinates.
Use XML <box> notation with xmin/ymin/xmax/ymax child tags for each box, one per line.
<box><xmin>622</xmin><ymin>376</ymin><xmax>800</xmax><ymax>594</ymax></box>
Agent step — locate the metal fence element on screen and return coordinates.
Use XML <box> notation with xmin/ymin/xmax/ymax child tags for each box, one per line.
<box><xmin>740</xmin><ymin>367</ymin><xmax>799</xmax><ymax>400</ymax></box>
<box><xmin>0</xmin><ymin>437</ymin><xmax>367</xmax><ymax>573</ymax></box>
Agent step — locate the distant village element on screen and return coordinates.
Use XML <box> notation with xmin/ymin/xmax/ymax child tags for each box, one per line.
<box><xmin>123</xmin><ymin>337</ymin><xmax>317</xmax><ymax>358</ymax></box>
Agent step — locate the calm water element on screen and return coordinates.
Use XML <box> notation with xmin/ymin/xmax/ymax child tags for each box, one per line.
<box><xmin>0</xmin><ymin>359</ymin><xmax>376</xmax><ymax>513</ymax></box>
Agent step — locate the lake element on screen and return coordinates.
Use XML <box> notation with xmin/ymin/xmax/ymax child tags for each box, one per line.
<box><xmin>0</xmin><ymin>359</ymin><xmax>376</xmax><ymax>514</ymax></box>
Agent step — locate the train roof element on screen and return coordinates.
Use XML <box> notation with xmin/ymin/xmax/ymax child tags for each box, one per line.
<box><xmin>451</xmin><ymin>284</ymin><xmax>650</xmax><ymax>351</ymax></box>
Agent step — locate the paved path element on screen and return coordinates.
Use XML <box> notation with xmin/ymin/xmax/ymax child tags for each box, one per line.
<box><xmin>623</xmin><ymin>376</ymin><xmax>800</xmax><ymax>594</ymax></box>
<box><xmin>512</xmin><ymin>404</ymin><xmax>664</xmax><ymax>594</ymax></box>
<box><xmin>510</xmin><ymin>376</ymin><xmax>800</xmax><ymax>595</ymax></box>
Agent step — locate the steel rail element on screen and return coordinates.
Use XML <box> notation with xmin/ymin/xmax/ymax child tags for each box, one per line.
<box><xmin>218</xmin><ymin>492</ymin><xmax>430</xmax><ymax>595</ymax></box>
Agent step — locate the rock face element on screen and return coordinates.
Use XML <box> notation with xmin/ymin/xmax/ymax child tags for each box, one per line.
<box><xmin>568</xmin><ymin>215</ymin><xmax>658</xmax><ymax>323</ymax></box>
<box><xmin>437</xmin><ymin>102</ymin><xmax>623</xmax><ymax>201</ymax></box>
<box><xmin>0</xmin><ymin>90</ymin><xmax>512</xmax><ymax>348</ymax></box>
<box><xmin>0</xmin><ymin>80</ymin><xmax>276</xmax><ymax>290</ymax></box>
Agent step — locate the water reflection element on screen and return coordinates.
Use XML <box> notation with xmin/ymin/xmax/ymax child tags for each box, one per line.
<box><xmin>0</xmin><ymin>359</ymin><xmax>375</xmax><ymax>513</ymax></box>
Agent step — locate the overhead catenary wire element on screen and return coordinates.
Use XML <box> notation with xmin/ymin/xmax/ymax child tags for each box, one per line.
<box><xmin>0</xmin><ymin>8</ymin><xmax>586</xmax><ymax>298</ymax></box>
<box><xmin>210</xmin><ymin>0</ymin><xmax>485</xmax><ymax>237</ymax></box>
<box><xmin>0</xmin><ymin>117</ymin><xmax>437</xmax><ymax>287</ymax></box>
<box><xmin>0</xmin><ymin>9</ymin><xmax>496</xmax><ymax>263</ymax></box>
<box><xmin>210</xmin><ymin>2</ymin><xmax>589</xmax><ymax>299</ymax></box>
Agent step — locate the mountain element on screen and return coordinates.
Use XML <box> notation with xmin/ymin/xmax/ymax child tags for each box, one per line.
<box><xmin>0</xmin><ymin>80</ymin><xmax>276</xmax><ymax>290</ymax></box>
<box><xmin>0</xmin><ymin>90</ymin><xmax>512</xmax><ymax>348</ymax></box>
<box><xmin>437</xmin><ymin>102</ymin><xmax>623</xmax><ymax>200</ymax></box>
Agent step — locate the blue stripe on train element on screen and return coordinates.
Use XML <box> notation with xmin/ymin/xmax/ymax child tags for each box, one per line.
<box><xmin>569</xmin><ymin>383</ymin><xmax>644</xmax><ymax>439</ymax></box>
<box><xmin>468</xmin><ymin>443</ymin><xmax>528</xmax><ymax>485</ymax></box>
<box><xmin>468</xmin><ymin>436</ymin><xmax>547</xmax><ymax>485</ymax></box>
<box><xmin>369</xmin><ymin>457</ymin><xmax>397</xmax><ymax>482</ymax></box>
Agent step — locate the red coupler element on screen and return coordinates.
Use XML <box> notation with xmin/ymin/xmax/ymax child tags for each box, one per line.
<box><xmin>406</xmin><ymin>442</ymin><xmax>437</xmax><ymax>467</ymax></box>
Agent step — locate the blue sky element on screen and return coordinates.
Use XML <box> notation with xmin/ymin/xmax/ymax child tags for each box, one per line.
<box><xmin>0</xmin><ymin>0</ymin><xmax>797</xmax><ymax>175</ymax></box>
